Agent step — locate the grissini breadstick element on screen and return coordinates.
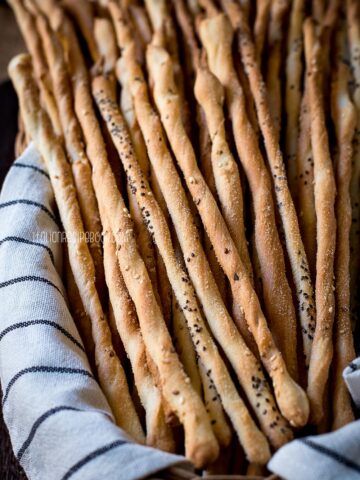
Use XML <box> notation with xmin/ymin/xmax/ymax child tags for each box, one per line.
<box><xmin>64</xmin><ymin>33</ymin><xmax>219</xmax><ymax>471</ymax></box>
<box><xmin>129</xmin><ymin>4</ymin><xmax>153</xmax><ymax>47</ymax></box>
<box><xmin>346</xmin><ymin>0</ymin><xmax>360</xmax><ymax>331</ymax></box>
<box><xmin>303</xmin><ymin>18</ymin><xmax>337</xmax><ymax>425</ymax></box>
<box><xmin>93</xmin><ymin>73</ymin><xmax>271</xmax><ymax>463</ymax></box>
<box><xmin>9</xmin><ymin>53</ymin><xmax>145</xmax><ymax>443</ymax></box>
<box><xmin>109</xmin><ymin>16</ymin><xmax>293</xmax><ymax>448</ymax></box>
<box><xmin>33</xmin><ymin>10</ymin><xmax>106</xmax><ymax>305</ymax></box>
<box><xmin>8</xmin><ymin>0</ymin><xmax>61</xmax><ymax>136</ymax></box>
<box><xmin>331</xmin><ymin>35</ymin><xmax>356</xmax><ymax>431</ymax></box>
<box><xmin>103</xmin><ymin>223</ymin><xmax>176</xmax><ymax>451</ymax></box>
<box><xmin>254</xmin><ymin>0</ymin><xmax>271</xmax><ymax>65</ymax></box>
<box><xmin>94</xmin><ymin>17</ymin><xmax>118</xmax><ymax>74</ymax></box>
<box><xmin>265</xmin><ymin>0</ymin><xmax>291</xmax><ymax>136</ymax></box>
<box><xmin>199</xmin><ymin>13</ymin><xmax>300</xmax><ymax>376</ymax></box>
<box><xmin>218</xmin><ymin>0</ymin><xmax>316</xmax><ymax>371</ymax></box>
<box><xmin>284</xmin><ymin>0</ymin><xmax>305</xmax><ymax>199</ymax></box>
<box><xmin>147</xmin><ymin>38</ymin><xmax>308</xmax><ymax>427</ymax></box>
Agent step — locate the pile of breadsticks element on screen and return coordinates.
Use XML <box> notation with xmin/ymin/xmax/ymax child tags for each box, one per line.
<box><xmin>8</xmin><ymin>0</ymin><xmax>360</xmax><ymax>475</ymax></box>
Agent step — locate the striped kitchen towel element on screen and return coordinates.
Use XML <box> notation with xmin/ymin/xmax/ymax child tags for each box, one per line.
<box><xmin>0</xmin><ymin>143</ymin><xmax>192</xmax><ymax>480</ymax></box>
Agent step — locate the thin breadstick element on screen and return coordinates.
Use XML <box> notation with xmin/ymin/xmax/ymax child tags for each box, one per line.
<box><xmin>303</xmin><ymin>18</ymin><xmax>337</xmax><ymax>425</ymax></box>
<box><xmin>8</xmin><ymin>0</ymin><xmax>61</xmax><ymax>136</ymax></box>
<box><xmin>198</xmin><ymin>13</ymin><xmax>301</xmax><ymax>376</ymax></box>
<box><xmin>94</xmin><ymin>17</ymin><xmax>118</xmax><ymax>74</ymax></box>
<box><xmin>103</xmin><ymin>223</ymin><xmax>176</xmax><ymax>451</ymax></box>
<box><xmin>108</xmin><ymin>6</ymin><xmax>294</xmax><ymax>447</ymax></box>
<box><xmin>284</xmin><ymin>0</ymin><xmax>305</xmax><ymax>199</ymax></box>
<box><xmin>331</xmin><ymin>34</ymin><xmax>356</xmax><ymax>431</ymax></box>
<box><xmin>62</xmin><ymin>0</ymin><xmax>100</xmax><ymax>64</ymax></box>
<box><xmin>15</xmin><ymin>109</ymin><xmax>28</xmax><ymax>157</ymax></box>
<box><xmin>346</xmin><ymin>0</ymin><xmax>360</xmax><ymax>330</ymax></box>
<box><xmin>129</xmin><ymin>4</ymin><xmax>153</xmax><ymax>46</ymax></box>
<box><xmin>265</xmin><ymin>0</ymin><xmax>291</xmax><ymax>136</ymax></box>
<box><xmin>9</xmin><ymin>53</ymin><xmax>145</xmax><ymax>443</ymax></box>
<box><xmin>296</xmin><ymin>89</ymin><xmax>316</xmax><ymax>282</ymax></box>
<box><xmin>219</xmin><ymin>0</ymin><xmax>316</xmax><ymax>372</ymax></box>
<box><xmin>254</xmin><ymin>0</ymin><xmax>271</xmax><ymax>65</ymax></box>
<box><xmin>33</xmin><ymin>10</ymin><xmax>106</xmax><ymax>304</ymax></box>
<box><xmin>93</xmin><ymin>72</ymin><xmax>271</xmax><ymax>464</ymax></box>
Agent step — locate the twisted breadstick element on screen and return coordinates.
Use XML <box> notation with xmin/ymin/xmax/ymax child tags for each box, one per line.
<box><xmin>346</xmin><ymin>0</ymin><xmax>360</xmax><ymax>331</ymax></box>
<box><xmin>103</xmin><ymin>223</ymin><xmax>175</xmax><ymax>451</ymax></box>
<box><xmin>9</xmin><ymin>53</ymin><xmax>145</xmax><ymax>443</ymax></box>
<box><xmin>109</xmin><ymin>3</ymin><xmax>295</xmax><ymax>446</ymax></box>
<box><xmin>284</xmin><ymin>0</ymin><xmax>305</xmax><ymax>199</ymax></box>
<box><xmin>331</xmin><ymin>33</ymin><xmax>356</xmax><ymax>431</ymax></box>
<box><xmin>218</xmin><ymin>0</ymin><xmax>316</xmax><ymax>372</ymax></box>
<box><xmin>93</xmin><ymin>73</ymin><xmax>271</xmax><ymax>463</ymax></box>
<box><xmin>198</xmin><ymin>13</ymin><xmax>301</xmax><ymax>374</ymax></box>
<box><xmin>303</xmin><ymin>18</ymin><xmax>337</xmax><ymax>425</ymax></box>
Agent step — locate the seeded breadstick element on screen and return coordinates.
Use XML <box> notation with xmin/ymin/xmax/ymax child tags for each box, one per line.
<box><xmin>346</xmin><ymin>0</ymin><xmax>360</xmax><ymax>330</ymax></box>
<box><xmin>103</xmin><ymin>223</ymin><xmax>176</xmax><ymax>451</ymax></box>
<box><xmin>9</xmin><ymin>53</ymin><xmax>145</xmax><ymax>442</ymax></box>
<box><xmin>219</xmin><ymin>0</ymin><xmax>316</xmax><ymax>372</ymax></box>
<box><xmin>32</xmin><ymin>10</ymin><xmax>106</xmax><ymax>304</ymax></box>
<box><xmin>296</xmin><ymin>89</ymin><xmax>316</xmax><ymax>282</ymax></box>
<box><xmin>94</xmin><ymin>17</ymin><xmax>118</xmax><ymax>74</ymax></box>
<box><xmin>265</xmin><ymin>0</ymin><xmax>291</xmax><ymax>136</ymax></box>
<box><xmin>254</xmin><ymin>0</ymin><xmax>271</xmax><ymax>65</ymax></box>
<box><xmin>199</xmin><ymin>13</ymin><xmax>302</xmax><ymax>375</ymax></box>
<box><xmin>303</xmin><ymin>18</ymin><xmax>337</xmax><ymax>425</ymax></box>
<box><xmin>62</xmin><ymin>0</ymin><xmax>100</xmax><ymax>64</ymax></box>
<box><xmin>111</xmin><ymin>5</ymin><xmax>296</xmax><ymax>446</ymax></box>
<box><xmin>93</xmin><ymin>73</ymin><xmax>272</xmax><ymax>463</ymax></box>
<box><xmin>284</xmin><ymin>0</ymin><xmax>305</xmax><ymax>199</ymax></box>
<box><xmin>331</xmin><ymin>35</ymin><xmax>356</xmax><ymax>431</ymax></box>
<box><xmin>8</xmin><ymin>0</ymin><xmax>61</xmax><ymax>136</ymax></box>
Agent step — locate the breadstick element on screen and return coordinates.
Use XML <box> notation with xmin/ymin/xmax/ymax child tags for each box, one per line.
<box><xmin>129</xmin><ymin>4</ymin><xmax>153</xmax><ymax>46</ymax></box>
<box><xmin>219</xmin><ymin>0</ymin><xmax>316</xmax><ymax>372</ymax></box>
<box><xmin>303</xmin><ymin>18</ymin><xmax>337</xmax><ymax>425</ymax></box>
<box><xmin>8</xmin><ymin>0</ymin><xmax>61</xmax><ymax>136</ymax></box>
<box><xmin>265</xmin><ymin>0</ymin><xmax>291</xmax><ymax>136</ymax></box>
<box><xmin>93</xmin><ymin>72</ymin><xmax>272</xmax><ymax>463</ymax></box>
<box><xmin>15</xmin><ymin>109</ymin><xmax>28</xmax><ymax>157</ymax></box>
<box><xmin>9</xmin><ymin>53</ymin><xmax>145</xmax><ymax>443</ymax></box>
<box><xmin>254</xmin><ymin>0</ymin><xmax>271</xmax><ymax>65</ymax></box>
<box><xmin>198</xmin><ymin>13</ymin><xmax>301</xmax><ymax>370</ymax></box>
<box><xmin>103</xmin><ymin>222</ymin><xmax>176</xmax><ymax>451</ymax></box>
<box><xmin>313</xmin><ymin>0</ymin><xmax>326</xmax><ymax>23</ymax></box>
<box><xmin>284</xmin><ymin>0</ymin><xmax>305</xmax><ymax>199</ymax></box>
<box><xmin>109</xmin><ymin>3</ymin><xmax>299</xmax><ymax>440</ymax></box>
<box><xmin>62</xmin><ymin>0</ymin><xmax>100</xmax><ymax>64</ymax></box>
<box><xmin>33</xmin><ymin>10</ymin><xmax>106</xmax><ymax>304</ymax></box>
<box><xmin>94</xmin><ymin>17</ymin><xmax>118</xmax><ymax>74</ymax></box>
<box><xmin>331</xmin><ymin>33</ymin><xmax>356</xmax><ymax>431</ymax></box>
<box><xmin>346</xmin><ymin>0</ymin><xmax>360</xmax><ymax>331</ymax></box>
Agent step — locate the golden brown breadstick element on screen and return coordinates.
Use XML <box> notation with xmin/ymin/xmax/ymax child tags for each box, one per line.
<box><xmin>9</xmin><ymin>53</ymin><xmax>145</xmax><ymax>443</ymax></box>
<box><xmin>265</xmin><ymin>0</ymin><xmax>291</xmax><ymax>136</ymax></box>
<box><xmin>129</xmin><ymin>4</ymin><xmax>153</xmax><ymax>46</ymax></box>
<box><xmin>303</xmin><ymin>18</ymin><xmax>337</xmax><ymax>425</ymax></box>
<box><xmin>254</xmin><ymin>0</ymin><xmax>271</xmax><ymax>65</ymax></box>
<box><xmin>94</xmin><ymin>17</ymin><xmax>118</xmax><ymax>74</ymax></box>
<box><xmin>15</xmin><ymin>109</ymin><xmax>28</xmax><ymax>157</ymax></box>
<box><xmin>8</xmin><ymin>0</ymin><xmax>61</xmax><ymax>136</ymax></box>
<box><xmin>199</xmin><ymin>14</ymin><xmax>300</xmax><ymax>375</ymax></box>
<box><xmin>219</xmin><ymin>0</ymin><xmax>316</xmax><ymax>372</ymax></box>
<box><xmin>331</xmin><ymin>34</ymin><xmax>356</xmax><ymax>431</ymax></box>
<box><xmin>93</xmin><ymin>72</ymin><xmax>271</xmax><ymax>463</ymax></box>
<box><xmin>285</xmin><ymin>0</ymin><xmax>305</xmax><ymax>199</ymax></box>
<box><xmin>346</xmin><ymin>0</ymin><xmax>360</xmax><ymax>330</ymax></box>
<box><xmin>103</xmin><ymin>223</ymin><xmax>175</xmax><ymax>451</ymax></box>
<box><xmin>33</xmin><ymin>10</ymin><xmax>106</xmax><ymax>304</ymax></box>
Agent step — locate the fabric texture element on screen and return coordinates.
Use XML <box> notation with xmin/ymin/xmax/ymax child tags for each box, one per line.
<box><xmin>0</xmin><ymin>144</ymin><xmax>191</xmax><ymax>480</ymax></box>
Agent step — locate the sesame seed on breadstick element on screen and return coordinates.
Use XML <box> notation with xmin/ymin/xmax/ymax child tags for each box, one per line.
<box><xmin>92</xmin><ymin>72</ymin><xmax>271</xmax><ymax>463</ymax></box>
<box><xmin>331</xmin><ymin>31</ymin><xmax>356</xmax><ymax>431</ymax></box>
<box><xmin>108</xmin><ymin>3</ymin><xmax>293</xmax><ymax>447</ymax></box>
<box><xmin>219</xmin><ymin>0</ymin><xmax>316</xmax><ymax>375</ymax></box>
<box><xmin>9</xmin><ymin>53</ymin><xmax>145</xmax><ymax>443</ymax></box>
<box><xmin>303</xmin><ymin>18</ymin><xmax>337</xmax><ymax>425</ymax></box>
